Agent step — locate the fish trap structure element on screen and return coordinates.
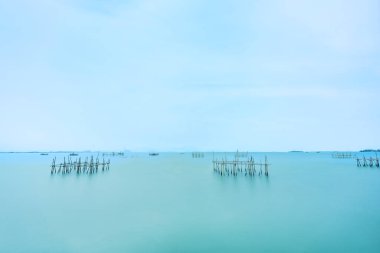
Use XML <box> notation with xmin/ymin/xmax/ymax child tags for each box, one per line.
<box><xmin>213</xmin><ymin>152</ymin><xmax>270</xmax><ymax>177</ymax></box>
<box><xmin>102</xmin><ymin>152</ymin><xmax>124</xmax><ymax>157</ymax></box>
<box><xmin>50</xmin><ymin>156</ymin><xmax>110</xmax><ymax>175</ymax></box>
<box><xmin>192</xmin><ymin>152</ymin><xmax>204</xmax><ymax>158</ymax></box>
<box><xmin>332</xmin><ymin>152</ymin><xmax>356</xmax><ymax>159</ymax></box>
<box><xmin>356</xmin><ymin>156</ymin><xmax>379</xmax><ymax>168</ymax></box>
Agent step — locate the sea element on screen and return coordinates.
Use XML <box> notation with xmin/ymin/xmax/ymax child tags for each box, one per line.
<box><xmin>0</xmin><ymin>151</ymin><xmax>379</xmax><ymax>253</ymax></box>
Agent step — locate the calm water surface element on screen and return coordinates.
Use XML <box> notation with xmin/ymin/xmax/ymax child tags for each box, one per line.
<box><xmin>0</xmin><ymin>152</ymin><xmax>379</xmax><ymax>253</ymax></box>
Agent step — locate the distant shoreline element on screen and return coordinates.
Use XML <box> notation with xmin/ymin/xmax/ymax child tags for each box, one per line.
<box><xmin>360</xmin><ymin>149</ymin><xmax>380</xmax><ymax>152</ymax></box>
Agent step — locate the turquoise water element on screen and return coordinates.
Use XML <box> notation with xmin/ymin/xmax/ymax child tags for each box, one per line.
<box><xmin>1</xmin><ymin>152</ymin><xmax>380</xmax><ymax>253</ymax></box>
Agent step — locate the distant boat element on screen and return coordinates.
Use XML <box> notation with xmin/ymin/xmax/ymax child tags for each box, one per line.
<box><xmin>149</xmin><ymin>153</ymin><xmax>159</xmax><ymax>156</ymax></box>
<box><xmin>40</xmin><ymin>153</ymin><xmax>49</xmax><ymax>155</ymax></box>
<box><xmin>69</xmin><ymin>153</ymin><xmax>78</xmax><ymax>156</ymax></box>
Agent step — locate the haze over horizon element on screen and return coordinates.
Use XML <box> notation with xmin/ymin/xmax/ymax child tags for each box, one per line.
<box><xmin>1</xmin><ymin>0</ymin><xmax>379</xmax><ymax>152</ymax></box>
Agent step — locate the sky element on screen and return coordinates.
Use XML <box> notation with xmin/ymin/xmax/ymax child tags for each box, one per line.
<box><xmin>0</xmin><ymin>0</ymin><xmax>379</xmax><ymax>151</ymax></box>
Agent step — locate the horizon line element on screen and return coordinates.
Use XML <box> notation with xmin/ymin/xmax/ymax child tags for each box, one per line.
<box><xmin>1</xmin><ymin>149</ymin><xmax>379</xmax><ymax>153</ymax></box>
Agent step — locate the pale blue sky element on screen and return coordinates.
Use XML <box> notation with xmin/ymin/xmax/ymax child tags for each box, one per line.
<box><xmin>0</xmin><ymin>0</ymin><xmax>379</xmax><ymax>151</ymax></box>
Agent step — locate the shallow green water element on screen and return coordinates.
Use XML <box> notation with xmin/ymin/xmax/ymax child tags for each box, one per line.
<box><xmin>0</xmin><ymin>152</ymin><xmax>379</xmax><ymax>253</ymax></box>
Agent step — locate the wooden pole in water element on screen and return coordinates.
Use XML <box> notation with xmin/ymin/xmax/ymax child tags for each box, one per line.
<box><xmin>68</xmin><ymin>156</ymin><xmax>71</xmax><ymax>173</ymax></box>
<box><xmin>259</xmin><ymin>161</ymin><xmax>262</xmax><ymax>176</ymax></box>
<box><xmin>89</xmin><ymin>156</ymin><xmax>93</xmax><ymax>174</ymax></box>
<box><xmin>51</xmin><ymin>157</ymin><xmax>56</xmax><ymax>174</ymax></box>
<box><xmin>63</xmin><ymin>157</ymin><xmax>66</xmax><ymax>174</ymax></box>
<box><xmin>96</xmin><ymin>156</ymin><xmax>99</xmax><ymax>173</ymax></box>
<box><xmin>252</xmin><ymin>158</ymin><xmax>255</xmax><ymax>176</ymax></box>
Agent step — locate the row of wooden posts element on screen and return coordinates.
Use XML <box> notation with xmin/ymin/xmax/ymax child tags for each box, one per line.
<box><xmin>51</xmin><ymin>156</ymin><xmax>110</xmax><ymax>175</ymax></box>
<box><xmin>332</xmin><ymin>152</ymin><xmax>356</xmax><ymax>159</ymax></box>
<box><xmin>213</xmin><ymin>155</ymin><xmax>269</xmax><ymax>177</ymax></box>
<box><xmin>356</xmin><ymin>156</ymin><xmax>380</xmax><ymax>168</ymax></box>
<box><xmin>192</xmin><ymin>152</ymin><xmax>204</xmax><ymax>158</ymax></box>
